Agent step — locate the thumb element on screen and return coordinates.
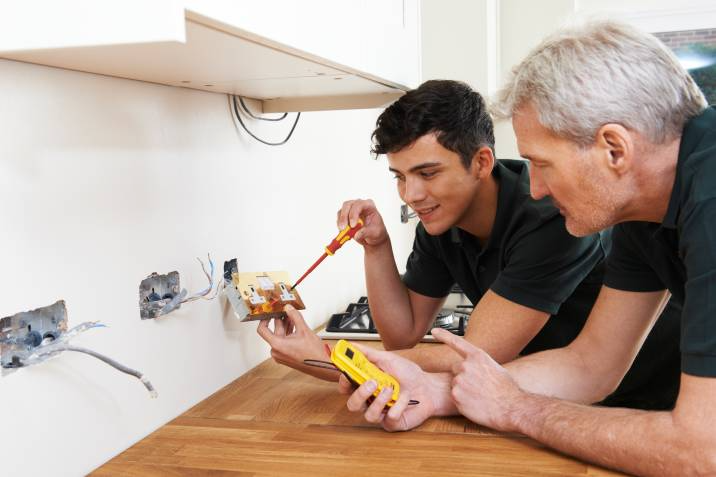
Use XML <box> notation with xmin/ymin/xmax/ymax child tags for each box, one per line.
<box><xmin>431</xmin><ymin>328</ymin><xmax>476</xmax><ymax>359</ymax></box>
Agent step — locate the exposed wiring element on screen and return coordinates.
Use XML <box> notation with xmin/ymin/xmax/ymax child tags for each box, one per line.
<box><xmin>0</xmin><ymin>321</ymin><xmax>105</xmax><ymax>348</ymax></box>
<box><xmin>229</xmin><ymin>94</ymin><xmax>300</xmax><ymax>146</ymax></box>
<box><xmin>182</xmin><ymin>253</ymin><xmax>216</xmax><ymax>303</ymax></box>
<box><xmin>159</xmin><ymin>289</ymin><xmax>187</xmax><ymax>315</ymax></box>
<box><xmin>18</xmin><ymin>322</ymin><xmax>157</xmax><ymax>398</ymax></box>
<box><xmin>30</xmin><ymin>344</ymin><xmax>157</xmax><ymax>397</ymax></box>
<box><xmin>141</xmin><ymin>254</ymin><xmax>218</xmax><ymax>318</ymax></box>
<box><xmin>400</xmin><ymin>204</ymin><xmax>417</xmax><ymax>223</ymax></box>
<box><xmin>213</xmin><ymin>278</ymin><xmax>226</xmax><ymax>298</ymax></box>
<box><xmin>238</xmin><ymin>96</ymin><xmax>288</xmax><ymax>121</ymax></box>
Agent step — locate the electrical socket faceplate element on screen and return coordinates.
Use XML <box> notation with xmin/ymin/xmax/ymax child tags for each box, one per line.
<box><xmin>139</xmin><ymin>271</ymin><xmax>182</xmax><ymax>319</ymax></box>
<box><xmin>222</xmin><ymin>259</ymin><xmax>305</xmax><ymax>321</ymax></box>
<box><xmin>0</xmin><ymin>300</ymin><xmax>68</xmax><ymax>372</ymax></box>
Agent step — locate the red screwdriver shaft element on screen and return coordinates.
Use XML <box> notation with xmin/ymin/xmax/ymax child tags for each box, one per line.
<box><xmin>290</xmin><ymin>219</ymin><xmax>364</xmax><ymax>291</ymax></box>
<box><xmin>290</xmin><ymin>253</ymin><xmax>328</xmax><ymax>290</ymax></box>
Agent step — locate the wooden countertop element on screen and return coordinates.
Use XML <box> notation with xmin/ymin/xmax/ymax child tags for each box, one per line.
<box><xmin>93</xmin><ymin>342</ymin><xmax>626</xmax><ymax>476</ymax></box>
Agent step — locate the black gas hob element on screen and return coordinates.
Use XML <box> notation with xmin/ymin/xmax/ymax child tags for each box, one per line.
<box><xmin>318</xmin><ymin>294</ymin><xmax>471</xmax><ymax>342</ymax></box>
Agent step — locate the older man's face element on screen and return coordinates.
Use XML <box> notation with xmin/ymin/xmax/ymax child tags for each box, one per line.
<box><xmin>512</xmin><ymin>103</ymin><xmax>621</xmax><ymax>237</ymax></box>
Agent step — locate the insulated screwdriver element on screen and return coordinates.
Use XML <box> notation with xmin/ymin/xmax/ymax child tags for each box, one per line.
<box><xmin>290</xmin><ymin>219</ymin><xmax>364</xmax><ymax>290</ymax></box>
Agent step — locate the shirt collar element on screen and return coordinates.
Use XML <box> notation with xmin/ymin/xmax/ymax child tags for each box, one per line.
<box><xmin>662</xmin><ymin>106</ymin><xmax>716</xmax><ymax>229</ymax></box>
<box><xmin>449</xmin><ymin>159</ymin><xmax>522</xmax><ymax>249</ymax></box>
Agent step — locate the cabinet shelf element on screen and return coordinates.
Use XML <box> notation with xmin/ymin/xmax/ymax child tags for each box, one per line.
<box><xmin>0</xmin><ymin>8</ymin><xmax>407</xmax><ymax>112</ymax></box>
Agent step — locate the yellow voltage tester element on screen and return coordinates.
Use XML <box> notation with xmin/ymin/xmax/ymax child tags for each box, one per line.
<box><xmin>331</xmin><ymin>339</ymin><xmax>401</xmax><ymax>407</ymax></box>
<box><xmin>304</xmin><ymin>339</ymin><xmax>419</xmax><ymax>408</ymax></box>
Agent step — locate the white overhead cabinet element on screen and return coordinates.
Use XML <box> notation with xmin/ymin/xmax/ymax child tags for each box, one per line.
<box><xmin>0</xmin><ymin>0</ymin><xmax>421</xmax><ymax>112</ymax></box>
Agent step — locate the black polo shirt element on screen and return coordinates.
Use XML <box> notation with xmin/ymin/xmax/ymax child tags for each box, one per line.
<box><xmin>403</xmin><ymin>159</ymin><xmax>605</xmax><ymax>353</ymax></box>
<box><xmin>605</xmin><ymin>106</ymin><xmax>716</xmax><ymax>378</ymax></box>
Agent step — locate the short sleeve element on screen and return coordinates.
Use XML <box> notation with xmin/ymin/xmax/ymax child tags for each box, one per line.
<box><xmin>604</xmin><ymin>223</ymin><xmax>666</xmax><ymax>292</ymax></box>
<box><xmin>490</xmin><ymin>215</ymin><xmax>604</xmax><ymax>315</ymax></box>
<box><xmin>680</xmin><ymin>198</ymin><xmax>716</xmax><ymax>376</ymax></box>
<box><xmin>402</xmin><ymin>223</ymin><xmax>454</xmax><ymax>298</ymax></box>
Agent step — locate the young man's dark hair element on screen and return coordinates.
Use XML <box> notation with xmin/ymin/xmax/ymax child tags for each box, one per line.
<box><xmin>372</xmin><ymin>80</ymin><xmax>495</xmax><ymax>168</ymax></box>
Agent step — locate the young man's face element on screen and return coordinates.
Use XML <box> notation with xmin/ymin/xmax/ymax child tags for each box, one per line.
<box><xmin>512</xmin><ymin>103</ymin><xmax>622</xmax><ymax>237</ymax></box>
<box><xmin>387</xmin><ymin>133</ymin><xmax>482</xmax><ymax>236</ymax></box>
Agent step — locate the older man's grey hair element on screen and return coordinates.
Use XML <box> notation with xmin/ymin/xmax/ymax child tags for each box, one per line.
<box><xmin>492</xmin><ymin>20</ymin><xmax>707</xmax><ymax>146</ymax></box>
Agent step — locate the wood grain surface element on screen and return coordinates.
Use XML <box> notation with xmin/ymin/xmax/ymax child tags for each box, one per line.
<box><xmin>93</xmin><ymin>342</ymin><xmax>628</xmax><ymax>476</ymax></box>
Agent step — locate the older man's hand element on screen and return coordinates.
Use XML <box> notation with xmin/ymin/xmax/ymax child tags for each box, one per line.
<box><xmin>432</xmin><ymin>328</ymin><xmax>524</xmax><ymax>432</ymax></box>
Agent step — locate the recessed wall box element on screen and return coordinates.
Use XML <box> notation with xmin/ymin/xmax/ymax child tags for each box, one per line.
<box><xmin>0</xmin><ymin>300</ymin><xmax>68</xmax><ymax>371</ymax></box>
<box><xmin>139</xmin><ymin>271</ymin><xmax>183</xmax><ymax>319</ymax></box>
<box><xmin>222</xmin><ymin>261</ymin><xmax>305</xmax><ymax>321</ymax></box>
<box><xmin>400</xmin><ymin>204</ymin><xmax>416</xmax><ymax>224</ymax></box>
<box><xmin>0</xmin><ymin>301</ymin><xmax>157</xmax><ymax>395</ymax></box>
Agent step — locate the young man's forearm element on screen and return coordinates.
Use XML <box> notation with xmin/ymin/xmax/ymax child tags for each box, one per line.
<box><xmin>363</xmin><ymin>239</ymin><xmax>416</xmax><ymax>348</ymax></box>
<box><xmin>394</xmin><ymin>345</ymin><xmax>462</xmax><ymax>372</ymax></box>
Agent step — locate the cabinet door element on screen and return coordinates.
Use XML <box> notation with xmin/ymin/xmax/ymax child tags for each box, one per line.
<box><xmin>0</xmin><ymin>0</ymin><xmax>184</xmax><ymax>51</ymax></box>
<box><xmin>357</xmin><ymin>0</ymin><xmax>421</xmax><ymax>88</ymax></box>
<box><xmin>183</xmin><ymin>0</ymin><xmax>421</xmax><ymax>87</ymax></box>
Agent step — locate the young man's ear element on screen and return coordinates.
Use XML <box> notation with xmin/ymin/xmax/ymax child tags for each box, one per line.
<box><xmin>597</xmin><ymin>124</ymin><xmax>633</xmax><ymax>175</ymax></box>
<box><xmin>471</xmin><ymin>146</ymin><xmax>495</xmax><ymax>179</ymax></box>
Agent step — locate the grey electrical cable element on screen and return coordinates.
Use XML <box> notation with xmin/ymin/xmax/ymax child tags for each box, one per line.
<box><xmin>34</xmin><ymin>344</ymin><xmax>157</xmax><ymax>397</ymax></box>
<box><xmin>163</xmin><ymin>288</ymin><xmax>188</xmax><ymax>313</ymax></box>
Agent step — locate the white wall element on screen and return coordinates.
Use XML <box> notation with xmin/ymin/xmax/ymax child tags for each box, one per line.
<box><xmin>0</xmin><ymin>59</ymin><xmax>414</xmax><ymax>476</ymax></box>
<box><xmin>493</xmin><ymin>0</ymin><xmax>576</xmax><ymax>159</ymax></box>
<box><xmin>420</xmin><ymin>0</ymin><xmax>497</xmax><ymax>95</ymax></box>
<box><xmin>419</xmin><ymin>0</ymin><xmax>576</xmax><ymax>159</ymax></box>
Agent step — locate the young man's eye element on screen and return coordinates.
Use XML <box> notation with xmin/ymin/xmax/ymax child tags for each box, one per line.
<box><xmin>420</xmin><ymin>171</ymin><xmax>437</xmax><ymax>178</ymax></box>
<box><xmin>393</xmin><ymin>174</ymin><xmax>405</xmax><ymax>182</ymax></box>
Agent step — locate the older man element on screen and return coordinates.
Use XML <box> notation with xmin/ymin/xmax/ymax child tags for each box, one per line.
<box><xmin>342</xmin><ymin>20</ymin><xmax>716</xmax><ymax>476</ymax></box>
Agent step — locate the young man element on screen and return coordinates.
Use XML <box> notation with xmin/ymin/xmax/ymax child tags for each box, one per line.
<box><xmin>260</xmin><ymin>80</ymin><xmax>679</xmax><ymax>410</ymax></box>
<box><xmin>341</xmin><ymin>22</ymin><xmax>716</xmax><ymax>476</ymax></box>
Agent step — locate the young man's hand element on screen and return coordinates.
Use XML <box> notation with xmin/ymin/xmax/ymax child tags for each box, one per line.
<box><xmin>432</xmin><ymin>328</ymin><xmax>524</xmax><ymax>431</ymax></box>
<box><xmin>337</xmin><ymin>199</ymin><xmax>390</xmax><ymax>249</ymax></box>
<box><xmin>337</xmin><ymin>342</ymin><xmax>455</xmax><ymax>431</ymax></box>
<box><xmin>257</xmin><ymin>305</ymin><xmax>340</xmax><ymax>381</ymax></box>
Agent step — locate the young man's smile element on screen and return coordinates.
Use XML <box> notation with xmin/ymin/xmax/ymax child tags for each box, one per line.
<box><xmin>414</xmin><ymin>204</ymin><xmax>440</xmax><ymax>221</ymax></box>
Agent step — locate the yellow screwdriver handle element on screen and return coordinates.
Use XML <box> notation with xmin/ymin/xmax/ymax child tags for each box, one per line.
<box><xmin>325</xmin><ymin>218</ymin><xmax>364</xmax><ymax>255</ymax></box>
